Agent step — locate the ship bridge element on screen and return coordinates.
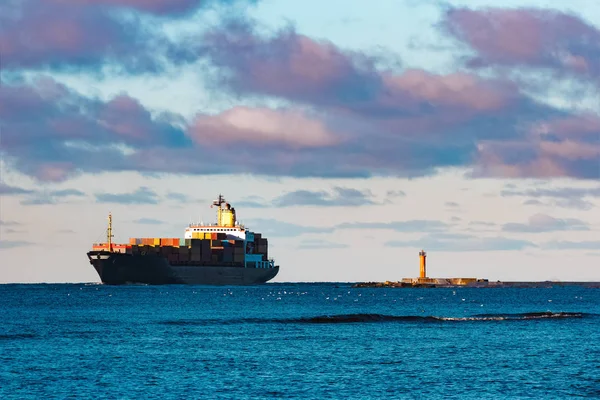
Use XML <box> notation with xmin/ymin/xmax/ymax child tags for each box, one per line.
<box><xmin>184</xmin><ymin>194</ymin><xmax>255</xmax><ymax>241</ymax></box>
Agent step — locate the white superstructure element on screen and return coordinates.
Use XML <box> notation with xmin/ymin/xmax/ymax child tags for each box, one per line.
<box><xmin>184</xmin><ymin>194</ymin><xmax>272</xmax><ymax>269</ymax></box>
<box><xmin>184</xmin><ymin>225</ymin><xmax>248</xmax><ymax>240</ymax></box>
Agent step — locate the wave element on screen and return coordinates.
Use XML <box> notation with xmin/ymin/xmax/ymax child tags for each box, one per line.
<box><xmin>160</xmin><ymin>311</ymin><xmax>594</xmax><ymax>326</ymax></box>
<box><xmin>0</xmin><ymin>333</ymin><xmax>37</xmax><ymax>340</ymax></box>
<box><xmin>298</xmin><ymin>312</ymin><xmax>590</xmax><ymax>323</ymax></box>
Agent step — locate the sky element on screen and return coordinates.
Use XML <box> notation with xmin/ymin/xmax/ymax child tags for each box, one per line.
<box><xmin>0</xmin><ymin>0</ymin><xmax>599</xmax><ymax>283</ymax></box>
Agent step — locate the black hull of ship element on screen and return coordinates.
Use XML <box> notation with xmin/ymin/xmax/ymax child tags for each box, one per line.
<box><xmin>87</xmin><ymin>251</ymin><xmax>279</xmax><ymax>285</ymax></box>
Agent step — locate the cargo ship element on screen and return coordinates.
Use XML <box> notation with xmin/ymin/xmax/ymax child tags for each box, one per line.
<box><xmin>86</xmin><ymin>194</ymin><xmax>279</xmax><ymax>285</ymax></box>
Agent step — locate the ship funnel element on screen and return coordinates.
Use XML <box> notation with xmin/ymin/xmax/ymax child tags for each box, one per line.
<box><xmin>214</xmin><ymin>194</ymin><xmax>235</xmax><ymax>227</ymax></box>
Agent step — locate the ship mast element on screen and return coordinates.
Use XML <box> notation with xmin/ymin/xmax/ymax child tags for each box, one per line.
<box><xmin>212</xmin><ymin>194</ymin><xmax>225</xmax><ymax>225</ymax></box>
<box><xmin>107</xmin><ymin>212</ymin><xmax>113</xmax><ymax>252</ymax></box>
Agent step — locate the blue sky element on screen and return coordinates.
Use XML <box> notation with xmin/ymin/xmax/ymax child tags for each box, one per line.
<box><xmin>1</xmin><ymin>0</ymin><xmax>599</xmax><ymax>283</ymax></box>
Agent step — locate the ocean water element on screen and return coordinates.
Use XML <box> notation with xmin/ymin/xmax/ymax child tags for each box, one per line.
<box><xmin>0</xmin><ymin>283</ymin><xmax>599</xmax><ymax>399</ymax></box>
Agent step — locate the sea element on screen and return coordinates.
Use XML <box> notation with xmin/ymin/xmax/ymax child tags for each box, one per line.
<box><xmin>1</xmin><ymin>283</ymin><xmax>598</xmax><ymax>399</ymax></box>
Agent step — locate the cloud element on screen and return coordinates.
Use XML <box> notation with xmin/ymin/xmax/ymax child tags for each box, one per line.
<box><xmin>235</xmin><ymin>200</ymin><xmax>269</xmax><ymax>208</ymax></box>
<box><xmin>189</xmin><ymin>106</ymin><xmax>340</xmax><ymax>149</ymax></box>
<box><xmin>0</xmin><ymin>0</ymin><xmax>205</xmax><ymax>73</ymax></box>
<box><xmin>200</xmin><ymin>18</ymin><xmax>383</xmax><ymax>107</ymax></box>
<box><xmin>244</xmin><ymin>218</ymin><xmax>333</xmax><ymax>237</ymax></box>
<box><xmin>386</xmin><ymin>190</ymin><xmax>406</xmax><ymax>198</ymax></box>
<box><xmin>53</xmin><ymin>0</ymin><xmax>206</xmax><ymax>15</ymax></box>
<box><xmin>2</xmin><ymin>16</ymin><xmax>599</xmax><ymax>183</ymax></box>
<box><xmin>273</xmin><ymin>187</ymin><xmax>376</xmax><ymax>207</ymax></box>
<box><xmin>471</xmin><ymin>114</ymin><xmax>600</xmax><ymax>180</ymax></box>
<box><xmin>0</xmin><ymin>182</ymin><xmax>85</xmax><ymax>204</ymax></box>
<box><xmin>465</xmin><ymin>221</ymin><xmax>497</xmax><ymax>233</ymax></box>
<box><xmin>0</xmin><ymin>183</ymin><xmax>35</xmax><ymax>195</ymax></box>
<box><xmin>541</xmin><ymin>241</ymin><xmax>600</xmax><ymax>250</ymax></box>
<box><xmin>507</xmin><ymin>185</ymin><xmax>600</xmax><ymax>210</ymax></box>
<box><xmin>236</xmin><ymin>188</ymin><xmax>378</xmax><ymax>208</ymax></box>
<box><xmin>502</xmin><ymin>185</ymin><xmax>600</xmax><ymax>199</ymax></box>
<box><xmin>337</xmin><ymin>220</ymin><xmax>449</xmax><ymax>232</ymax></box>
<box><xmin>19</xmin><ymin>188</ymin><xmax>86</xmax><ymax>205</ymax></box>
<box><xmin>95</xmin><ymin>186</ymin><xmax>159</xmax><ymax>204</ymax></box>
<box><xmin>297</xmin><ymin>239</ymin><xmax>349</xmax><ymax>250</ymax></box>
<box><xmin>553</xmin><ymin>198</ymin><xmax>595</xmax><ymax>210</ymax></box>
<box><xmin>0</xmin><ymin>77</ymin><xmax>191</xmax><ymax>181</ymax></box>
<box><xmin>133</xmin><ymin>218</ymin><xmax>165</xmax><ymax>224</ymax></box>
<box><xmin>3</xmin><ymin>228</ymin><xmax>26</xmax><ymax>234</ymax></box>
<box><xmin>469</xmin><ymin>221</ymin><xmax>498</xmax><ymax>227</ymax></box>
<box><xmin>0</xmin><ymin>240</ymin><xmax>34</xmax><ymax>249</ymax></box>
<box><xmin>441</xmin><ymin>8</ymin><xmax>600</xmax><ymax>180</ymax></box>
<box><xmin>165</xmin><ymin>192</ymin><xmax>188</xmax><ymax>202</ymax></box>
<box><xmin>0</xmin><ymin>220</ymin><xmax>21</xmax><ymax>226</ymax></box>
<box><xmin>523</xmin><ymin>199</ymin><xmax>544</xmax><ymax>206</ymax></box>
<box><xmin>469</xmin><ymin>221</ymin><xmax>496</xmax><ymax>227</ymax></box>
<box><xmin>385</xmin><ymin>233</ymin><xmax>536</xmax><ymax>252</ymax></box>
<box><xmin>197</xmin><ymin>17</ymin><xmax>597</xmax><ymax>180</ymax></box>
<box><xmin>502</xmin><ymin>213</ymin><xmax>589</xmax><ymax>233</ymax></box>
<box><xmin>443</xmin><ymin>7</ymin><xmax>600</xmax><ymax>80</ymax></box>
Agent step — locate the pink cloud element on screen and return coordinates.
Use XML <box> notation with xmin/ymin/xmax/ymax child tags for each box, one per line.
<box><xmin>0</xmin><ymin>77</ymin><xmax>191</xmax><ymax>182</ymax></box>
<box><xmin>444</xmin><ymin>7</ymin><xmax>600</xmax><ymax>78</ymax></box>
<box><xmin>2</xmin><ymin>16</ymin><xmax>598</xmax><ymax>182</ymax></box>
<box><xmin>98</xmin><ymin>95</ymin><xmax>157</xmax><ymax>141</ymax></box>
<box><xmin>188</xmin><ymin>107</ymin><xmax>341</xmax><ymax>149</ymax></box>
<box><xmin>472</xmin><ymin>114</ymin><xmax>600</xmax><ymax>179</ymax></box>
<box><xmin>34</xmin><ymin>162</ymin><xmax>77</xmax><ymax>182</ymax></box>
<box><xmin>201</xmin><ymin>20</ymin><xmax>381</xmax><ymax>106</ymax></box>
<box><xmin>51</xmin><ymin>0</ymin><xmax>202</xmax><ymax>14</ymax></box>
<box><xmin>381</xmin><ymin>69</ymin><xmax>517</xmax><ymax>112</ymax></box>
<box><xmin>532</xmin><ymin>114</ymin><xmax>600</xmax><ymax>140</ymax></box>
<box><xmin>202</xmin><ymin>20</ymin><xmax>521</xmax><ymax>139</ymax></box>
<box><xmin>0</xmin><ymin>0</ymin><xmax>193</xmax><ymax>71</ymax></box>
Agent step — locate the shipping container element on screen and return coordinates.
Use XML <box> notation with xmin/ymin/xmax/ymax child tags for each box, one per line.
<box><xmin>153</xmin><ymin>238</ymin><xmax>160</xmax><ymax>246</ymax></box>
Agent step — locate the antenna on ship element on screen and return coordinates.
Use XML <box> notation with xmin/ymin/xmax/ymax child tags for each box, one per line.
<box><xmin>211</xmin><ymin>193</ymin><xmax>225</xmax><ymax>225</ymax></box>
<box><xmin>107</xmin><ymin>212</ymin><xmax>114</xmax><ymax>253</ymax></box>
